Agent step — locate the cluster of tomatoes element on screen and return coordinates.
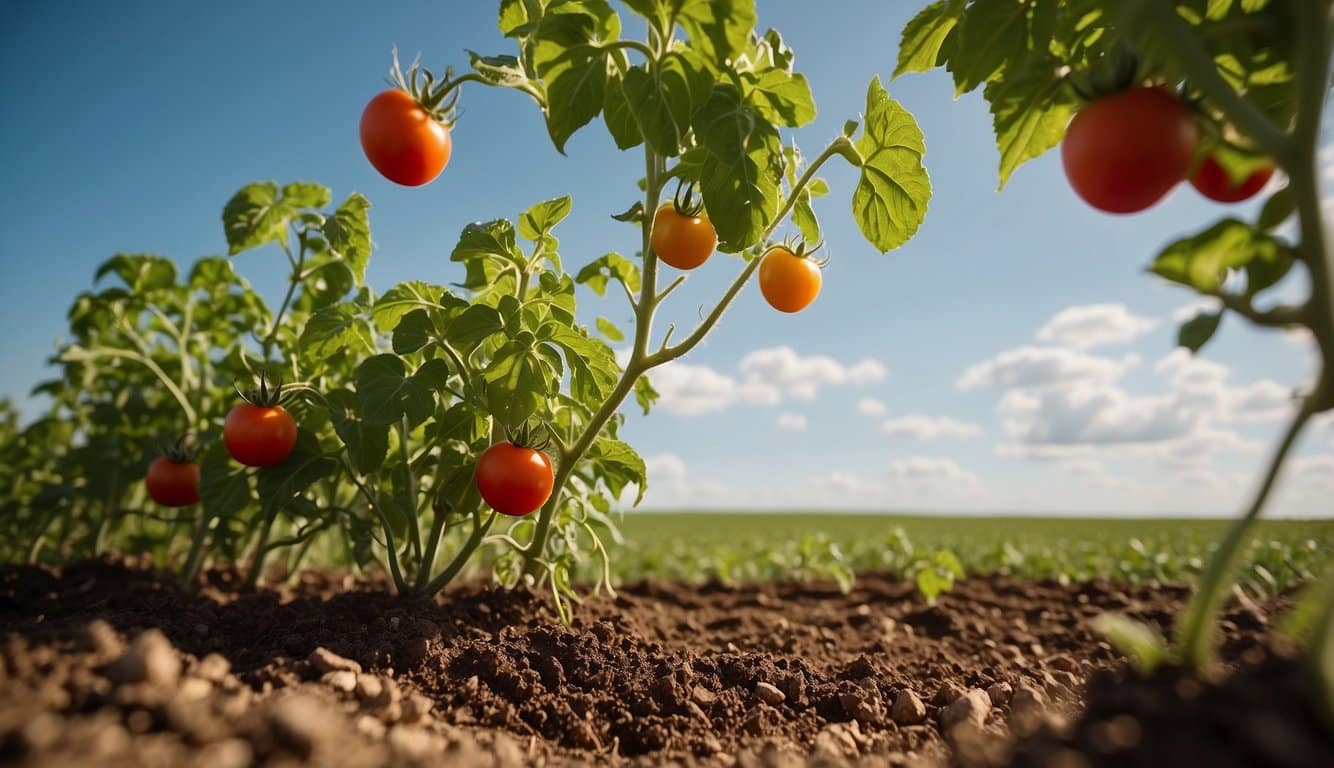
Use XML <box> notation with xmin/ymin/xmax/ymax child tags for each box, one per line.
<box><xmin>1061</xmin><ymin>85</ymin><xmax>1274</xmax><ymax>214</ymax></box>
<box><xmin>145</xmin><ymin>378</ymin><xmax>299</xmax><ymax>508</ymax></box>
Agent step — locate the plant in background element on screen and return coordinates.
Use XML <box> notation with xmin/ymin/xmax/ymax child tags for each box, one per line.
<box><xmin>892</xmin><ymin>0</ymin><xmax>1332</xmax><ymax>687</ymax></box>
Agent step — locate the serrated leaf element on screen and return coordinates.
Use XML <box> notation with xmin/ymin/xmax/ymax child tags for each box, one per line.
<box><xmin>223</xmin><ymin>182</ymin><xmax>294</xmax><ymax>255</ymax></box>
<box><xmin>743</xmin><ymin>67</ymin><xmax>816</xmax><ymax>128</ymax></box>
<box><xmin>324</xmin><ymin>194</ymin><xmax>372</xmax><ymax>284</ymax></box>
<box><xmin>325</xmin><ymin>389</ymin><xmax>390</xmax><ymax>475</ymax></box>
<box><xmin>633</xmin><ymin>374</ymin><xmax>658</xmax><ymax>415</ymax></box>
<box><xmin>693</xmin><ymin>84</ymin><xmax>783</xmax><ymax>252</ymax></box>
<box><xmin>451</xmin><ymin>219</ymin><xmax>524</xmax><ymax>290</ymax></box>
<box><xmin>1150</xmin><ymin>219</ymin><xmax>1289</xmax><ymax>295</ymax></box>
<box><xmin>531</xmin><ymin>1</ymin><xmax>621</xmax><ymax>152</ymax></box>
<box><xmin>485</xmin><ymin>339</ymin><xmax>550</xmax><ymax>427</ymax></box>
<box><xmin>355</xmin><ymin>354</ymin><xmax>438</xmax><ymax>427</ymax></box>
<box><xmin>1178</xmin><ymin>311</ymin><xmax>1223</xmax><ymax>354</ymax></box>
<box><xmin>446</xmin><ymin>304</ymin><xmax>505</xmax><ymax>352</ymax></box>
<box><xmin>575</xmin><ymin>252</ymin><xmax>641</xmax><ymax>296</ymax></box>
<box><xmin>371</xmin><ymin>281</ymin><xmax>453</xmax><ymax>330</ymax></box>
<box><xmin>94</xmin><ymin>254</ymin><xmax>179</xmax><ymax>294</ymax></box>
<box><xmin>595</xmin><ymin>316</ymin><xmax>624</xmax><ymax>342</ymax></box>
<box><xmin>853</xmin><ymin>77</ymin><xmax>931</xmax><ymax>253</ymax></box>
<box><xmin>621</xmin><ymin>49</ymin><xmax>713</xmax><ymax>155</ymax></box>
<box><xmin>300</xmin><ymin>305</ymin><xmax>375</xmax><ymax>360</ymax></box>
<box><xmin>946</xmin><ymin>0</ymin><xmax>1029</xmax><ymax>96</ymax></box>
<box><xmin>984</xmin><ymin>55</ymin><xmax>1078</xmax><ymax>188</ymax></box>
<box><xmin>518</xmin><ymin>196</ymin><xmax>574</xmax><ymax>241</ymax></box>
<box><xmin>895</xmin><ymin>0</ymin><xmax>961</xmax><ymax>77</ymax></box>
<box><xmin>591</xmin><ymin>437</ymin><xmax>647</xmax><ymax>505</ymax></box>
<box><xmin>468</xmin><ymin>50</ymin><xmax>534</xmax><ymax>88</ymax></box>
<box><xmin>677</xmin><ymin>0</ymin><xmax>756</xmax><ymax>70</ymax></box>
<box><xmin>281</xmin><ymin>182</ymin><xmax>331</xmax><ymax>209</ymax></box>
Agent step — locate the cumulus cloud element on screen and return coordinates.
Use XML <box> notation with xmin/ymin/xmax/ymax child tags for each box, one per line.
<box><xmin>652</xmin><ymin>346</ymin><xmax>887</xmax><ymax>415</ymax></box>
<box><xmin>777</xmin><ymin>412</ymin><xmax>808</xmax><ymax>431</ymax></box>
<box><xmin>1035</xmin><ymin>303</ymin><xmax>1158</xmax><ymax>350</ymax></box>
<box><xmin>881</xmin><ymin>414</ymin><xmax>982</xmax><ymax>440</ymax></box>
<box><xmin>956</xmin><ymin>346</ymin><xmax>1136</xmax><ymax>391</ymax></box>
<box><xmin>887</xmin><ymin>457</ymin><xmax>981</xmax><ymax>489</ymax></box>
<box><xmin>857</xmin><ymin>397</ymin><xmax>887</xmax><ymax>416</ymax></box>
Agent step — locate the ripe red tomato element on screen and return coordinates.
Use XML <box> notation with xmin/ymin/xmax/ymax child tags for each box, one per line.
<box><xmin>146</xmin><ymin>456</ymin><xmax>200</xmax><ymax>507</ymax></box>
<box><xmin>476</xmin><ymin>442</ymin><xmax>554</xmax><ymax>517</ymax></box>
<box><xmin>758</xmin><ymin>246</ymin><xmax>822</xmax><ymax>313</ymax></box>
<box><xmin>651</xmin><ymin>204</ymin><xmax>717</xmax><ymax>270</ymax></box>
<box><xmin>1190</xmin><ymin>154</ymin><xmax>1274</xmax><ymax>203</ymax></box>
<box><xmin>224</xmin><ymin>403</ymin><xmax>298</xmax><ymax>467</ymax></box>
<box><xmin>360</xmin><ymin>89</ymin><xmax>452</xmax><ymax>187</ymax></box>
<box><xmin>1061</xmin><ymin>86</ymin><xmax>1198</xmax><ymax>214</ymax></box>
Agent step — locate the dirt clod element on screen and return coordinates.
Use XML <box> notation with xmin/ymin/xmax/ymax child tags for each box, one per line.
<box><xmin>756</xmin><ymin>681</ymin><xmax>787</xmax><ymax>706</ymax></box>
<box><xmin>105</xmin><ymin>629</ymin><xmax>181</xmax><ymax>688</ymax></box>
<box><xmin>940</xmin><ymin>689</ymin><xmax>991</xmax><ymax>730</ymax></box>
<box><xmin>309</xmin><ymin>647</ymin><xmax>362</xmax><ymax>675</ymax></box>
<box><xmin>892</xmin><ymin>690</ymin><xmax>927</xmax><ymax>726</ymax></box>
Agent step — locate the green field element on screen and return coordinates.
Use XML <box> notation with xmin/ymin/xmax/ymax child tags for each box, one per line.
<box><xmin>606</xmin><ymin>513</ymin><xmax>1334</xmax><ymax>594</ymax></box>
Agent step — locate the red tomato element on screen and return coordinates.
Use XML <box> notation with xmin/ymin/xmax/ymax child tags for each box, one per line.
<box><xmin>224</xmin><ymin>403</ymin><xmax>298</xmax><ymax>467</ymax></box>
<box><xmin>1190</xmin><ymin>154</ymin><xmax>1274</xmax><ymax>203</ymax></box>
<box><xmin>146</xmin><ymin>457</ymin><xmax>200</xmax><ymax>507</ymax></box>
<box><xmin>476</xmin><ymin>442</ymin><xmax>554</xmax><ymax>517</ymax></box>
<box><xmin>651</xmin><ymin>204</ymin><xmax>717</xmax><ymax>270</ymax></box>
<box><xmin>758</xmin><ymin>246</ymin><xmax>822</xmax><ymax>313</ymax></box>
<box><xmin>360</xmin><ymin>89</ymin><xmax>452</xmax><ymax>187</ymax></box>
<box><xmin>1061</xmin><ymin>86</ymin><xmax>1198</xmax><ymax>213</ymax></box>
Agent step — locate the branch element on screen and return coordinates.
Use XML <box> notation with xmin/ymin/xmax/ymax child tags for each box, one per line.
<box><xmin>1218</xmin><ymin>294</ymin><xmax>1312</xmax><ymax>327</ymax></box>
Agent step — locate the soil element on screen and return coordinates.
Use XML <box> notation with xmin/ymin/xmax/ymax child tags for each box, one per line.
<box><xmin>0</xmin><ymin>557</ymin><xmax>1327</xmax><ymax>767</ymax></box>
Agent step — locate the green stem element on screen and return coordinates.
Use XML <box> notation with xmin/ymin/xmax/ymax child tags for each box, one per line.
<box><xmin>1290</xmin><ymin>1</ymin><xmax>1334</xmax><ymax>356</ymax></box>
<box><xmin>261</xmin><ymin>230</ymin><xmax>306</xmax><ymax>360</ymax></box>
<box><xmin>77</xmin><ymin>347</ymin><xmax>198</xmax><ymax>427</ymax></box>
<box><xmin>344</xmin><ymin>458</ymin><xmax>408</xmax><ymax>593</ymax></box>
<box><xmin>398</xmin><ymin>417</ymin><xmax>423</xmax><ymax>564</ymax></box>
<box><xmin>178</xmin><ymin>508</ymin><xmax>212</xmax><ymax>591</ymax></box>
<box><xmin>243</xmin><ymin>510</ymin><xmax>277</xmax><ymax>589</ymax></box>
<box><xmin>1178</xmin><ymin>397</ymin><xmax>1315</xmax><ymax>669</ymax></box>
<box><xmin>419</xmin><ymin>510</ymin><xmax>497</xmax><ymax>596</ymax></box>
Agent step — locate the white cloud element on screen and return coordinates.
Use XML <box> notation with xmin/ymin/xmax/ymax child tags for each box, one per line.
<box><xmin>957</xmin><ymin>346</ymin><xmax>1136</xmax><ymax>391</ymax></box>
<box><xmin>857</xmin><ymin>397</ymin><xmax>887</xmax><ymax>416</ymax></box>
<box><xmin>652</xmin><ymin>346</ymin><xmax>887</xmax><ymax>415</ymax></box>
<box><xmin>777</xmin><ymin>412</ymin><xmax>807</xmax><ymax>431</ymax></box>
<box><xmin>887</xmin><ymin>457</ymin><xmax>981</xmax><ymax>489</ymax></box>
<box><xmin>1173</xmin><ymin>297</ymin><xmax>1223</xmax><ymax>323</ymax></box>
<box><xmin>881</xmin><ymin>414</ymin><xmax>982</xmax><ymax>440</ymax></box>
<box><xmin>1321</xmin><ymin>144</ymin><xmax>1334</xmax><ymax>183</ymax></box>
<box><xmin>1226</xmin><ymin>379</ymin><xmax>1297</xmax><ymax>422</ymax></box>
<box><xmin>1035</xmin><ymin>303</ymin><xmax>1158</xmax><ymax>350</ymax></box>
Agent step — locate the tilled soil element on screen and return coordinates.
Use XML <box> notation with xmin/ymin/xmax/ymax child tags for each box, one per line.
<box><xmin>0</xmin><ymin>558</ymin><xmax>1325</xmax><ymax>767</ymax></box>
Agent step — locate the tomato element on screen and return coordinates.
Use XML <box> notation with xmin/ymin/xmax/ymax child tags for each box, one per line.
<box><xmin>758</xmin><ymin>246</ymin><xmax>822</xmax><ymax>313</ymax></box>
<box><xmin>1190</xmin><ymin>154</ymin><xmax>1274</xmax><ymax>203</ymax></box>
<box><xmin>476</xmin><ymin>442</ymin><xmax>554</xmax><ymax>517</ymax></box>
<box><xmin>360</xmin><ymin>89</ymin><xmax>452</xmax><ymax>187</ymax></box>
<box><xmin>651</xmin><ymin>204</ymin><xmax>717</xmax><ymax>270</ymax></box>
<box><xmin>1061</xmin><ymin>86</ymin><xmax>1198</xmax><ymax>214</ymax></box>
<box><xmin>146</xmin><ymin>456</ymin><xmax>200</xmax><ymax>508</ymax></box>
<box><xmin>224</xmin><ymin>403</ymin><xmax>298</xmax><ymax>467</ymax></box>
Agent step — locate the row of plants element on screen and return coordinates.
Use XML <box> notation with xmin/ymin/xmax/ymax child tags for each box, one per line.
<box><xmin>0</xmin><ymin>0</ymin><xmax>1330</xmax><ymax>703</ymax></box>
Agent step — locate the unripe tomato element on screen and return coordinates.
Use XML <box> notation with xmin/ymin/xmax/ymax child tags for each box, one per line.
<box><xmin>360</xmin><ymin>89</ymin><xmax>452</xmax><ymax>187</ymax></box>
<box><xmin>651</xmin><ymin>204</ymin><xmax>717</xmax><ymax>270</ymax></box>
<box><xmin>1190</xmin><ymin>154</ymin><xmax>1274</xmax><ymax>203</ymax></box>
<box><xmin>224</xmin><ymin>403</ymin><xmax>298</xmax><ymax>467</ymax></box>
<box><xmin>1061</xmin><ymin>86</ymin><xmax>1198</xmax><ymax>214</ymax></box>
<box><xmin>476</xmin><ymin>442</ymin><xmax>554</xmax><ymax>517</ymax></box>
<box><xmin>146</xmin><ymin>457</ymin><xmax>200</xmax><ymax>507</ymax></box>
<box><xmin>758</xmin><ymin>246</ymin><xmax>822</xmax><ymax>313</ymax></box>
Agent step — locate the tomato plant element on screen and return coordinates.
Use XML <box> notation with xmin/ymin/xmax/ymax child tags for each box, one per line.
<box><xmin>893</xmin><ymin>0</ymin><xmax>1334</xmax><ymax>687</ymax></box>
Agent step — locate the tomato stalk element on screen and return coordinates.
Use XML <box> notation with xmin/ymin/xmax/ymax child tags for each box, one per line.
<box><xmin>178</xmin><ymin>508</ymin><xmax>212</xmax><ymax>591</ymax></box>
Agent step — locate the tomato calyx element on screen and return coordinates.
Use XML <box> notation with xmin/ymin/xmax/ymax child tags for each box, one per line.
<box><xmin>234</xmin><ymin>372</ymin><xmax>291</xmax><ymax>409</ymax></box>
<box><xmin>158</xmin><ymin>434</ymin><xmax>198</xmax><ymax>464</ymax></box>
<box><xmin>387</xmin><ymin>48</ymin><xmax>460</xmax><ymax>128</ymax></box>
<box><xmin>764</xmin><ymin>235</ymin><xmax>828</xmax><ymax>267</ymax></box>
<box><xmin>670</xmin><ymin>179</ymin><xmax>705</xmax><ymax>218</ymax></box>
<box><xmin>1065</xmin><ymin>48</ymin><xmax>1140</xmax><ymax>102</ymax></box>
<box><xmin>504</xmin><ymin>419</ymin><xmax>553</xmax><ymax>452</ymax></box>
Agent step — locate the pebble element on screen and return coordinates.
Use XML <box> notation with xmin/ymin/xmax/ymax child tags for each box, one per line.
<box><xmin>322</xmin><ymin>670</ymin><xmax>357</xmax><ymax>694</ymax></box>
<box><xmin>814</xmin><ymin>721</ymin><xmax>861</xmax><ymax>757</ymax></box>
<box><xmin>891</xmin><ymin>690</ymin><xmax>926</xmax><ymax>725</ymax></box>
<box><xmin>78</xmin><ymin>620</ymin><xmax>123</xmax><ymax>658</ymax></box>
<box><xmin>267</xmin><ymin>693</ymin><xmax>337</xmax><ymax>758</ymax></box>
<box><xmin>308</xmin><ymin>647</ymin><xmax>361</xmax><ymax>675</ymax></box>
<box><xmin>931</xmin><ymin>681</ymin><xmax>965</xmax><ymax>707</ymax></box>
<box><xmin>691</xmin><ymin>685</ymin><xmax>718</xmax><ymax>706</ymax></box>
<box><xmin>194</xmin><ymin>653</ymin><xmax>231</xmax><ymax>684</ymax></box>
<box><xmin>840</xmin><ymin>691</ymin><xmax>880</xmax><ymax>724</ymax></box>
<box><xmin>355</xmin><ymin>714</ymin><xmax>387</xmax><ymax>739</ymax></box>
<box><xmin>354</xmin><ymin>674</ymin><xmax>385</xmax><ymax>702</ymax></box>
<box><xmin>755</xmin><ymin>681</ymin><xmax>786</xmax><ymax>706</ymax></box>
<box><xmin>402</xmin><ymin>692</ymin><xmax>434</xmax><ymax>723</ymax></box>
<box><xmin>940</xmin><ymin>689</ymin><xmax>991</xmax><ymax>729</ymax></box>
<box><xmin>1010</xmin><ymin>683</ymin><xmax>1045</xmax><ymax>715</ymax></box>
<box><xmin>388</xmin><ymin>725</ymin><xmax>434</xmax><ymax>759</ymax></box>
<box><xmin>106</xmin><ymin>629</ymin><xmax>181</xmax><ymax>688</ymax></box>
<box><xmin>195</xmin><ymin>738</ymin><xmax>252</xmax><ymax>768</ymax></box>
<box><xmin>987</xmin><ymin>681</ymin><xmax>1014</xmax><ymax>706</ymax></box>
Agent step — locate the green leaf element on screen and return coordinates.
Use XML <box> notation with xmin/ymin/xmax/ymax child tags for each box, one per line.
<box><xmin>94</xmin><ymin>255</ymin><xmax>179</xmax><ymax>294</ymax></box>
<box><xmin>915</xmin><ymin>567</ymin><xmax>950</xmax><ymax>603</ymax></box>
<box><xmin>199</xmin><ymin>442</ymin><xmax>250</xmax><ymax>521</ymax></box>
<box><xmin>223</xmin><ymin>182</ymin><xmax>294</xmax><ymax>255</ymax></box>
<box><xmin>281</xmin><ymin>182</ymin><xmax>332</xmax><ymax>209</ymax></box>
<box><xmin>595</xmin><ymin>316</ymin><xmax>624</xmax><ymax>342</ymax></box>
<box><xmin>677</xmin><ymin>0</ymin><xmax>756</xmax><ymax>70</ymax></box>
<box><xmin>602</xmin><ymin>74</ymin><xmax>645</xmax><ymax>150</ymax></box>
<box><xmin>1091</xmin><ymin>613</ymin><xmax>1170</xmax><ymax>674</ymax></box>
<box><xmin>1178</xmin><ymin>311</ymin><xmax>1223</xmax><ymax>354</ymax></box>
<box><xmin>1258</xmin><ymin>187</ymin><xmax>1295</xmax><ymax>231</ymax></box>
<box><xmin>852</xmin><ymin>77</ymin><xmax>931</xmax><ymax>253</ymax></box>
<box><xmin>984</xmin><ymin>55</ymin><xmax>1078</xmax><ymax>188</ymax></box>
<box><xmin>468</xmin><ymin>50</ymin><xmax>536</xmax><ymax>89</ymax></box>
<box><xmin>518</xmin><ymin>195</ymin><xmax>574</xmax><ymax>241</ymax></box>
<box><xmin>485</xmin><ymin>337</ymin><xmax>551</xmax><ymax>427</ymax></box>
<box><xmin>792</xmin><ymin>188</ymin><xmax>821</xmax><ymax>243</ymax></box>
<box><xmin>575</xmin><ymin>252</ymin><xmax>641</xmax><ymax>296</ymax></box>
<box><xmin>530</xmin><ymin>0</ymin><xmax>622</xmax><ymax>153</ymax></box>
<box><xmin>370</xmin><ymin>281</ymin><xmax>452</xmax><ymax>331</ymax></box>
<box><xmin>324</xmin><ymin>194</ymin><xmax>372</xmax><ymax>284</ymax></box>
<box><xmin>255</xmin><ymin>429</ymin><xmax>337</xmax><ymax>515</ymax></box>
<box><xmin>356</xmin><ymin>354</ymin><xmax>437</xmax><ymax>427</ymax></box>
<box><xmin>633</xmin><ymin>374</ymin><xmax>658</xmax><ymax>415</ymax></box>
<box><xmin>591</xmin><ymin>437</ymin><xmax>647</xmax><ymax>505</ymax></box>
<box><xmin>325</xmin><ymin>389</ymin><xmax>390</xmax><ymax>475</ymax></box>
<box><xmin>499</xmin><ymin>0</ymin><xmax>533</xmax><ymax>36</ymax></box>
<box><xmin>300</xmin><ymin>304</ymin><xmax>375</xmax><ymax>360</ymax></box>
<box><xmin>621</xmin><ymin>49</ymin><xmax>714</xmax><ymax>155</ymax></box>
<box><xmin>1150</xmin><ymin>219</ymin><xmax>1290</xmax><ymax>295</ymax></box>
<box><xmin>392</xmin><ymin>309</ymin><xmax>437</xmax><ymax>354</ymax></box>
<box><xmin>946</xmin><ymin>0</ymin><xmax>1030</xmax><ymax>96</ymax></box>
<box><xmin>451</xmin><ymin>219</ymin><xmax>523</xmax><ymax>289</ymax></box>
<box><xmin>895</xmin><ymin>0</ymin><xmax>961</xmax><ymax>78</ymax></box>
<box><xmin>550</xmin><ymin>325</ymin><xmax>620</xmax><ymax>407</ymax></box>
<box><xmin>446</xmin><ymin>304</ymin><xmax>506</xmax><ymax>352</ymax></box>
<box><xmin>693</xmin><ymin>84</ymin><xmax>783</xmax><ymax>252</ymax></box>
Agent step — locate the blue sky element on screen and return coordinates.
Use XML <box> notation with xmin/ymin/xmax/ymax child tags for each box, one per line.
<box><xmin>2</xmin><ymin>1</ymin><xmax>1331</xmax><ymax>516</ymax></box>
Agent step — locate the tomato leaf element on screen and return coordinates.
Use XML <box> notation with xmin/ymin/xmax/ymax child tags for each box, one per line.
<box><xmin>633</xmin><ymin>375</ymin><xmax>659</xmax><ymax>416</ymax></box>
<box><xmin>852</xmin><ymin>77</ymin><xmax>931</xmax><ymax>253</ymax></box>
<box><xmin>945</xmin><ymin>0</ymin><xmax>1029</xmax><ymax>96</ymax></box>
<box><xmin>324</xmin><ymin>194</ymin><xmax>372</xmax><ymax>285</ymax></box>
<box><xmin>595</xmin><ymin>316</ymin><xmax>624</xmax><ymax>342</ymax></box>
<box><xmin>451</xmin><ymin>219</ymin><xmax>524</xmax><ymax>290</ymax></box>
<box><xmin>693</xmin><ymin>84</ymin><xmax>783</xmax><ymax>252</ymax></box>
<box><xmin>620</xmin><ymin>49</ymin><xmax>713</xmax><ymax>156</ymax></box>
<box><xmin>199</xmin><ymin>442</ymin><xmax>251</xmax><ymax>522</ymax></box>
<box><xmin>391</xmin><ymin>309</ymin><xmax>437</xmax><ymax>355</ymax></box>
<box><xmin>325</xmin><ymin>389</ymin><xmax>390</xmax><ymax>475</ymax></box>
<box><xmin>530</xmin><ymin>1</ymin><xmax>622</xmax><ymax>153</ymax></box>
<box><xmin>518</xmin><ymin>196</ymin><xmax>574</xmax><ymax>242</ymax></box>
<box><xmin>590</xmin><ymin>437</ymin><xmax>647</xmax><ymax>505</ymax></box>
<box><xmin>94</xmin><ymin>255</ymin><xmax>178</xmax><ymax>294</ymax></box>
<box><xmin>575</xmin><ymin>253</ymin><xmax>641</xmax><ymax>296</ymax></box>
<box><xmin>676</xmin><ymin>0</ymin><xmax>756</xmax><ymax>71</ymax></box>
<box><xmin>356</xmin><ymin>354</ymin><xmax>439</xmax><ymax>427</ymax></box>
<box><xmin>984</xmin><ymin>54</ymin><xmax>1078</xmax><ymax>189</ymax></box>
<box><xmin>223</xmin><ymin>182</ymin><xmax>295</xmax><ymax>255</ymax></box>
<box><xmin>1178</xmin><ymin>311</ymin><xmax>1223</xmax><ymax>354</ymax></box>
<box><xmin>485</xmin><ymin>337</ymin><xmax>551</xmax><ymax>427</ymax></box>
<box><xmin>300</xmin><ymin>304</ymin><xmax>376</xmax><ymax>361</ymax></box>
<box><xmin>281</xmin><ymin>182</ymin><xmax>331</xmax><ymax>209</ymax></box>
<box><xmin>255</xmin><ymin>429</ymin><xmax>337</xmax><ymax>515</ymax></box>
<box><xmin>370</xmin><ymin>282</ymin><xmax>453</xmax><ymax>331</ymax></box>
<box><xmin>895</xmin><ymin>0</ymin><xmax>961</xmax><ymax>78</ymax></box>
<box><xmin>1150</xmin><ymin>219</ymin><xmax>1290</xmax><ymax>295</ymax></box>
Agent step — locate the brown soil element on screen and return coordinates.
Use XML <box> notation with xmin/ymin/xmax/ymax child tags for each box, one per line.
<box><xmin>0</xmin><ymin>558</ymin><xmax>1325</xmax><ymax>767</ymax></box>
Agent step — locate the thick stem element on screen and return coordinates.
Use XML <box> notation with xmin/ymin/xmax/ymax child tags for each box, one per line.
<box><xmin>243</xmin><ymin>510</ymin><xmax>277</xmax><ymax>589</ymax></box>
<box><xmin>1178</xmin><ymin>398</ymin><xmax>1314</xmax><ymax>669</ymax></box>
<box><xmin>345</xmin><ymin>459</ymin><xmax>408</xmax><ymax>593</ymax></box>
<box><xmin>419</xmin><ymin>510</ymin><xmax>497</xmax><ymax>596</ymax></box>
<box><xmin>1290</xmin><ymin>1</ymin><xmax>1334</xmax><ymax>356</ymax></box>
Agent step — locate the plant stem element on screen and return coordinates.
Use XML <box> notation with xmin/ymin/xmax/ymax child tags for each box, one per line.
<box><xmin>345</xmin><ymin>458</ymin><xmax>408</xmax><ymax>593</ymax></box>
<box><xmin>1178</xmin><ymin>397</ymin><xmax>1315</xmax><ymax>669</ymax></box>
<box><xmin>1290</xmin><ymin>0</ymin><xmax>1334</xmax><ymax>360</ymax></box>
<box><xmin>261</xmin><ymin>231</ymin><xmax>306</xmax><ymax>360</ymax></box>
<box><xmin>178</xmin><ymin>509</ymin><xmax>212</xmax><ymax>591</ymax></box>
<box><xmin>243</xmin><ymin>510</ymin><xmax>277</xmax><ymax>589</ymax></box>
<box><xmin>419</xmin><ymin>510</ymin><xmax>496</xmax><ymax>596</ymax></box>
<box><xmin>398</xmin><ymin>417</ymin><xmax>423</xmax><ymax>563</ymax></box>
<box><xmin>78</xmin><ymin>348</ymin><xmax>199</xmax><ymax>427</ymax></box>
